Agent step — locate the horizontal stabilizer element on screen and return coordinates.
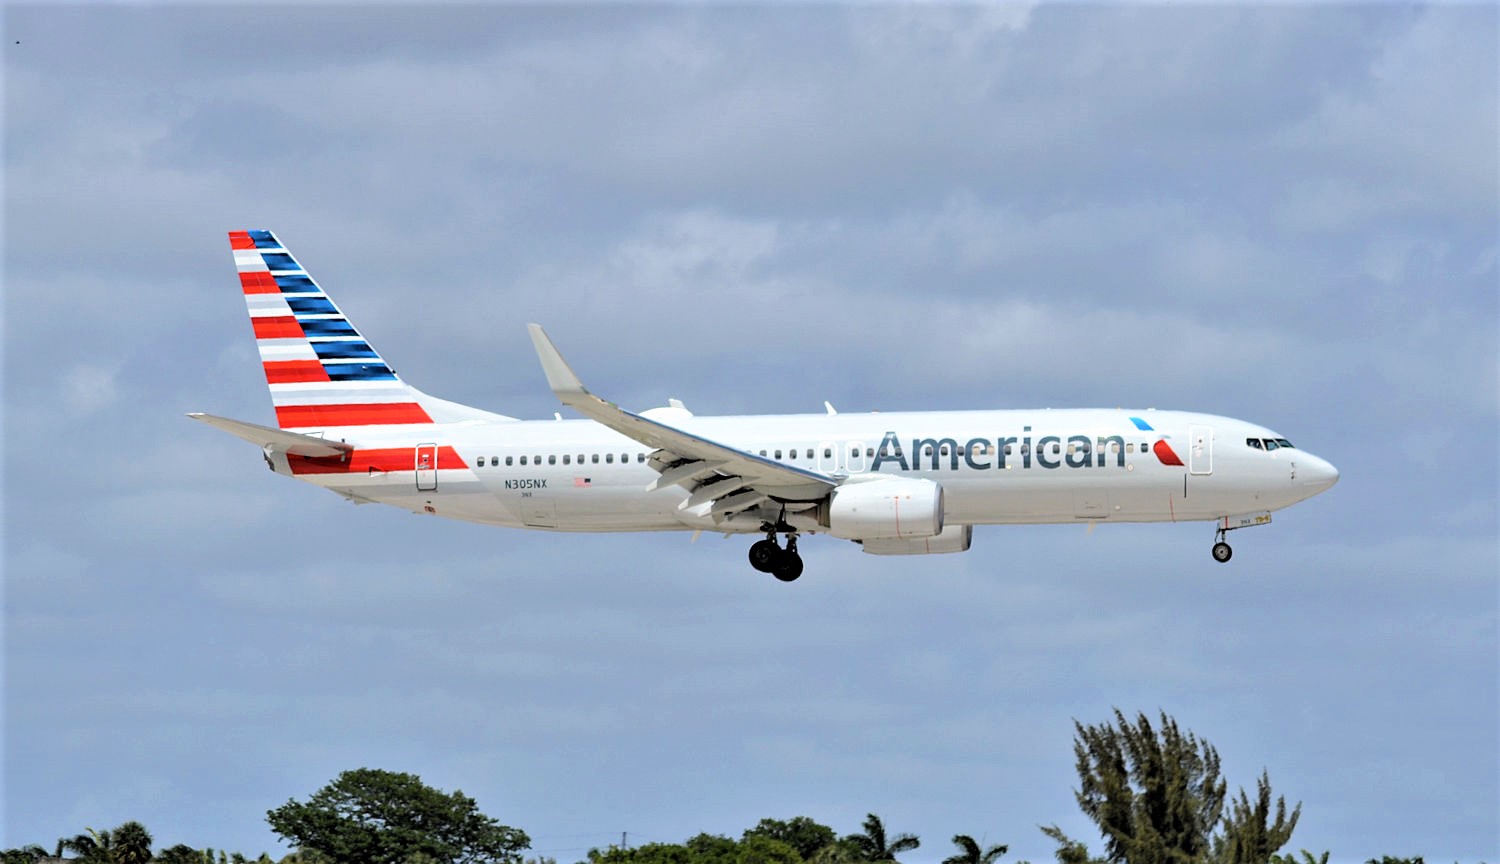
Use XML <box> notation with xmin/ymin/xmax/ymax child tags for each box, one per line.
<box><xmin>188</xmin><ymin>412</ymin><xmax>354</xmax><ymax>458</ymax></box>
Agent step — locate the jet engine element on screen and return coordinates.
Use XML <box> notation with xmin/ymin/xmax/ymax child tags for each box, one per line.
<box><xmin>860</xmin><ymin>524</ymin><xmax>973</xmax><ymax>555</ymax></box>
<box><xmin>825</xmin><ymin>477</ymin><xmax>944</xmax><ymax>540</ymax></box>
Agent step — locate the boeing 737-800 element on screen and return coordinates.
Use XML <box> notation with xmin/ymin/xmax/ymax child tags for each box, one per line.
<box><xmin>191</xmin><ymin>230</ymin><xmax>1338</xmax><ymax>581</ymax></box>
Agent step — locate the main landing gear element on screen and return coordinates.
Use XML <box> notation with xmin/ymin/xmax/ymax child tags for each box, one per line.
<box><xmin>749</xmin><ymin>525</ymin><xmax>804</xmax><ymax>582</ymax></box>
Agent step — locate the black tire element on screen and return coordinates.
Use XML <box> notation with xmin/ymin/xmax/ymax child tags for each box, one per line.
<box><xmin>749</xmin><ymin>539</ymin><xmax>780</xmax><ymax>573</ymax></box>
<box><xmin>1212</xmin><ymin>541</ymin><xmax>1233</xmax><ymax>563</ymax></box>
<box><xmin>772</xmin><ymin>552</ymin><xmax>804</xmax><ymax>582</ymax></box>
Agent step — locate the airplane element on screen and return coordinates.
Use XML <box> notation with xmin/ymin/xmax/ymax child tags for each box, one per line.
<box><xmin>190</xmin><ymin>230</ymin><xmax>1339</xmax><ymax>581</ymax></box>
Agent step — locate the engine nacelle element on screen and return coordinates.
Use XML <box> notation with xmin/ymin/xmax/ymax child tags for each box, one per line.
<box><xmin>860</xmin><ymin>524</ymin><xmax>973</xmax><ymax>556</ymax></box>
<box><xmin>826</xmin><ymin>477</ymin><xmax>944</xmax><ymax>540</ymax></box>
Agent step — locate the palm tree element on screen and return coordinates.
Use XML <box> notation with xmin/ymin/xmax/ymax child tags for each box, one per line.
<box><xmin>62</xmin><ymin>827</ymin><xmax>116</xmax><ymax>864</ymax></box>
<box><xmin>941</xmin><ymin>835</ymin><xmax>1007</xmax><ymax>864</ymax></box>
<box><xmin>111</xmin><ymin>821</ymin><xmax>153</xmax><ymax>864</ymax></box>
<box><xmin>844</xmin><ymin>814</ymin><xmax>920</xmax><ymax>864</ymax></box>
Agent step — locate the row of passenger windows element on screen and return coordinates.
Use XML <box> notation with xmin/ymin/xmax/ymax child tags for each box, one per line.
<box><xmin>471</xmin><ymin>440</ymin><xmax>1166</xmax><ymax>470</ymax></box>
<box><xmin>475</xmin><ymin>452</ymin><xmax>648</xmax><ymax>468</ymax></box>
<box><xmin>1246</xmin><ymin>438</ymin><xmax>1296</xmax><ymax>451</ymax></box>
<box><xmin>752</xmin><ymin>442</ymin><xmax>1159</xmax><ymax>459</ymax></box>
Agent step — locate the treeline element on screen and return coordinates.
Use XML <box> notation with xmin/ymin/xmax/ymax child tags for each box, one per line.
<box><xmin>4</xmin><ymin>711</ymin><xmax>1461</xmax><ymax>864</ymax></box>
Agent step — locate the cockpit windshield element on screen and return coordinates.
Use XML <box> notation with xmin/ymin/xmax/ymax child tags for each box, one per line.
<box><xmin>1247</xmin><ymin>437</ymin><xmax>1295</xmax><ymax>451</ymax></box>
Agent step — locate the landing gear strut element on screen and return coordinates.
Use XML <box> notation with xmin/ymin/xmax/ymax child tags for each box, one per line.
<box><xmin>748</xmin><ymin>524</ymin><xmax>804</xmax><ymax>581</ymax></box>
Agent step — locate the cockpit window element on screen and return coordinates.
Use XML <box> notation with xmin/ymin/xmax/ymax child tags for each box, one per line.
<box><xmin>1263</xmin><ymin>439</ymin><xmax>1279</xmax><ymax>451</ymax></box>
<box><xmin>1275</xmin><ymin>438</ymin><xmax>1295</xmax><ymax>449</ymax></box>
<box><xmin>1247</xmin><ymin>438</ymin><xmax>1264</xmax><ymax>450</ymax></box>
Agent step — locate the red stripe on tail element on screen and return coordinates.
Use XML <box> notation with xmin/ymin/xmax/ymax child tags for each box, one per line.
<box><xmin>252</xmin><ymin>316</ymin><xmax>304</xmax><ymax>339</ymax></box>
<box><xmin>275</xmin><ymin>402</ymin><xmax>433</xmax><ymax>428</ymax></box>
<box><xmin>229</xmin><ymin>231</ymin><xmax>256</xmax><ymax>250</ymax></box>
<box><xmin>240</xmin><ymin>272</ymin><xmax>279</xmax><ymax>294</ymax></box>
<box><xmin>263</xmin><ymin>360</ymin><xmax>331</xmax><ymax>384</ymax></box>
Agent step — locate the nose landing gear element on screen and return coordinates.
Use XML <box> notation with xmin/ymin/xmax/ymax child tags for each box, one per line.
<box><xmin>1210</xmin><ymin>512</ymin><xmax>1273</xmax><ymax>563</ymax></box>
<box><xmin>748</xmin><ymin>525</ymin><xmax>804</xmax><ymax>581</ymax></box>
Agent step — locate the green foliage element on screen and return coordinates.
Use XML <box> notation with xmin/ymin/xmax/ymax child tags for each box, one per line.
<box><xmin>0</xmin><ymin>846</ymin><xmax>49</xmax><ymax>864</ymax></box>
<box><xmin>1364</xmin><ymin>859</ymin><xmax>1426</xmax><ymax>864</ymax></box>
<box><xmin>942</xmin><ymin>835</ymin><xmax>1008</xmax><ymax>864</ymax></box>
<box><xmin>743</xmin><ymin>818</ymin><xmax>836</xmax><ymax>862</ymax></box>
<box><xmin>1269</xmin><ymin>852</ymin><xmax>1328</xmax><ymax>864</ymax></box>
<box><xmin>1212</xmin><ymin>773</ymin><xmax>1300</xmax><ymax>864</ymax></box>
<box><xmin>843</xmin><ymin>814</ymin><xmax>920</xmax><ymax>864</ymax></box>
<box><xmin>156</xmin><ymin>845</ymin><xmax>207</xmax><ymax>864</ymax></box>
<box><xmin>1045</xmin><ymin>710</ymin><xmax>1300</xmax><ymax>864</ymax></box>
<box><xmin>736</xmin><ymin>836</ymin><xmax>801</xmax><ymax>864</ymax></box>
<box><xmin>265</xmin><ymin>768</ymin><xmax>531</xmax><ymax>864</ymax></box>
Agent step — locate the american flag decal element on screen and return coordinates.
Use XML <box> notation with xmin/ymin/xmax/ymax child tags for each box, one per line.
<box><xmin>574</xmin><ymin>477</ymin><xmax>592</xmax><ymax>488</ymax></box>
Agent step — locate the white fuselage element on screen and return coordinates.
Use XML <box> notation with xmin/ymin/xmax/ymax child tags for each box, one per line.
<box><xmin>273</xmin><ymin>407</ymin><xmax>1339</xmax><ymax>535</ymax></box>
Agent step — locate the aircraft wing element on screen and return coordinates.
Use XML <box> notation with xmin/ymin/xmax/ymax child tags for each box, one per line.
<box><xmin>188</xmin><ymin>412</ymin><xmax>354</xmax><ymax>458</ymax></box>
<box><xmin>528</xmin><ymin>325</ymin><xmax>836</xmax><ymax>510</ymax></box>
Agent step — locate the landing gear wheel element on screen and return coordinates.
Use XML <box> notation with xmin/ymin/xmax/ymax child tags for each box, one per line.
<box><xmin>772</xmin><ymin>552</ymin><xmax>804</xmax><ymax>582</ymax></box>
<box><xmin>1212</xmin><ymin>541</ymin><xmax>1233</xmax><ymax>563</ymax></box>
<box><xmin>748</xmin><ymin>539</ymin><xmax>780</xmax><ymax>573</ymax></box>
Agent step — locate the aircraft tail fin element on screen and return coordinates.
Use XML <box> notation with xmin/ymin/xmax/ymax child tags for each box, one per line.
<box><xmin>228</xmin><ymin>230</ymin><xmax>512</xmax><ymax>430</ymax></box>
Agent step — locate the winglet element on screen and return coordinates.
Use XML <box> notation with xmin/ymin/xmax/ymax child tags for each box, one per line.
<box><xmin>527</xmin><ymin>324</ymin><xmax>589</xmax><ymax>400</ymax></box>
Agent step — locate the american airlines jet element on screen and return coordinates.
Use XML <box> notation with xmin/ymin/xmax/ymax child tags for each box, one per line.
<box><xmin>192</xmin><ymin>230</ymin><xmax>1338</xmax><ymax>581</ymax></box>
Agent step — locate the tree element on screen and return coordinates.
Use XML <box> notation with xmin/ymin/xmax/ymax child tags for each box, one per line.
<box><xmin>744</xmin><ymin>818</ymin><xmax>836</xmax><ymax>862</ymax></box>
<box><xmin>1269</xmin><ymin>852</ymin><xmax>1328</xmax><ymax>864</ymax></box>
<box><xmin>63</xmin><ymin>827</ymin><xmax>118</xmax><ymax>864</ymax></box>
<box><xmin>266</xmin><ymin>768</ymin><xmax>531</xmax><ymax>864</ymax></box>
<box><xmin>112</xmin><ymin>821</ymin><xmax>153</xmax><ymax>864</ymax></box>
<box><xmin>942</xmin><ymin>836</ymin><xmax>1007</xmax><ymax>864</ymax></box>
<box><xmin>1212</xmin><ymin>773</ymin><xmax>1300</xmax><ymax>864</ymax></box>
<box><xmin>843</xmin><ymin>814</ymin><xmax>919</xmax><ymax>864</ymax></box>
<box><xmin>0</xmin><ymin>846</ymin><xmax>49</xmax><ymax>864</ymax></box>
<box><xmin>736</xmin><ymin>836</ymin><xmax>801</xmax><ymax>864</ymax></box>
<box><xmin>1044</xmin><ymin>710</ymin><xmax>1301</xmax><ymax>864</ymax></box>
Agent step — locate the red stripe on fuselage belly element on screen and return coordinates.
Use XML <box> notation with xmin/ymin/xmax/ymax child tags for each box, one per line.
<box><xmin>275</xmin><ymin>402</ymin><xmax>434</xmax><ymax>428</ymax></box>
<box><xmin>263</xmin><ymin>360</ymin><xmax>330</xmax><ymax>383</ymax></box>
<box><xmin>252</xmin><ymin>316</ymin><xmax>303</xmax><ymax>339</ymax></box>
<box><xmin>289</xmin><ymin>446</ymin><xmax>467</xmax><ymax>475</ymax></box>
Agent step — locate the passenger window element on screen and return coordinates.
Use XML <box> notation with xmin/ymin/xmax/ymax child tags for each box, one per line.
<box><xmin>591</xmin><ymin>454</ymin><xmax>599</xmax><ymax>464</ymax></box>
<box><xmin>867</xmin><ymin>448</ymin><xmax>874</xmax><ymax>458</ymax></box>
<box><xmin>505</xmin><ymin>456</ymin><xmax>514</xmax><ymax>466</ymax></box>
<box><xmin>823</xmin><ymin>448</ymin><xmax>832</xmax><ymax>458</ymax></box>
<box><xmin>563</xmin><ymin>455</ymin><xmax>571</xmax><ymax>465</ymax></box>
<box><xmin>807</xmin><ymin>449</ymin><xmax>814</xmax><ymax>459</ymax></box>
<box><xmin>1067</xmin><ymin>443</ymin><xmax>1076</xmax><ymax>455</ymax></box>
<box><xmin>637</xmin><ymin>453</ymin><xmax>645</xmax><ymax>463</ymax></box>
<box><xmin>548</xmin><ymin>455</ymin><xmax>556</xmax><ymax>465</ymax></box>
<box><xmin>534</xmin><ymin>454</ymin><xmax>542</xmax><ymax>464</ymax></box>
<box><xmin>606</xmin><ymin>453</ymin><xmax>614</xmax><ymax>464</ymax></box>
<box><xmin>775</xmin><ymin>449</ymin><xmax>782</xmax><ymax>459</ymax></box>
<box><xmin>1051</xmin><ymin>443</ymin><xmax>1060</xmax><ymax>454</ymax></box>
<box><xmin>519</xmin><ymin>456</ymin><xmax>528</xmax><ymax>466</ymax></box>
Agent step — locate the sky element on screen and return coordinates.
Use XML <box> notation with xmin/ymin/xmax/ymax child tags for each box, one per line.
<box><xmin>3</xmin><ymin>2</ymin><xmax>1497</xmax><ymax>861</ymax></box>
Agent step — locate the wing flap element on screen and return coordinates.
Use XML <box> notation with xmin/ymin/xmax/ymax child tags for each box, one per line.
<box><xmin>527</xmin><ymin>324</ymin><xmax>836</xmax><ymax>502</ymax></box>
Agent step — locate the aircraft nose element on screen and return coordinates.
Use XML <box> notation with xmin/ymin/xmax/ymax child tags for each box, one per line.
<box><xmin>1299</xmin><ymin>453</ymin><xmax>1339</xmax><ymax>494</ymax></box>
